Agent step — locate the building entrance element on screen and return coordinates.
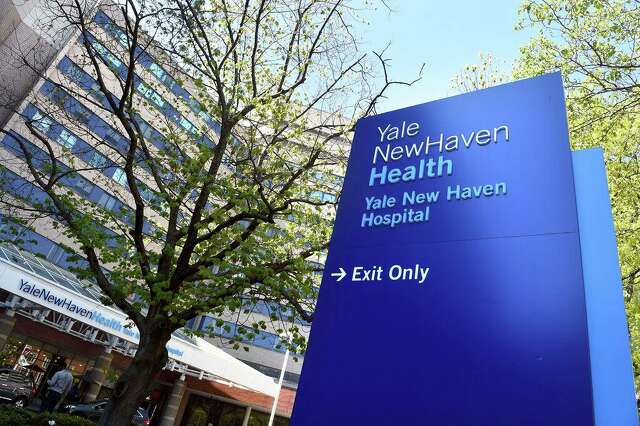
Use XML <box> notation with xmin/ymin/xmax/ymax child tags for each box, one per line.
<box><xmin>181</xmin><ymin>393</ymin><xmax>289</xmax><ymax>426</ymax></box>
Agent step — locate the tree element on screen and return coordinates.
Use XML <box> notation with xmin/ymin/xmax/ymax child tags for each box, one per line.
<box><xmin>0</xmin><ymin>0</ymin><xmax>420</xmax><ymax>424</ymax></box>
<box><xmin>450</xmin><ymin>52</ymin><xmax>509</xmax><ymax>93</ymax></box>
<box><xmin>514</xmin><ymin>0</ymin><xmax>640</xmax><ymax>392</ymax></box>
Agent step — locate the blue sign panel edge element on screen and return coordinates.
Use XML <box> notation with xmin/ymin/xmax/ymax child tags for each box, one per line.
<box><xmin>573</xmin><ymin>148</ymin><xmax>639</xmax><ymax>426</ymax></box>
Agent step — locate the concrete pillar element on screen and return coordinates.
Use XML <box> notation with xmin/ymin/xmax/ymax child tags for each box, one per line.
<box><xmin>242</xmin><ymin>406</ymin><xmax>252</xmax><ymax>426</ymax></box>
<box><xmin>0</xmin><ymin>310</ymin><xmax>16</xmax><ymax>352</ymax></box>
<box><xmin>159</xmin><ymin>375</ymin><xmax>186</xmax><ymax>426</ymax></box>
<box><xmin>83</xmin><ymin>349</ymin><xmax>113</xmax><ymax>402</ymax></box>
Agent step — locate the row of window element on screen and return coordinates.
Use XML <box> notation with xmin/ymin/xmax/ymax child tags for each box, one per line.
<box><xmin>53</xmin><ymin>60</ymin><xmax>216</xmax><ymax>226</ymax></box>
<box><xmin>194</xmin><ymin>315</ymin><xmax>301</xmax><ymax>355</ymax></box>
<box><xmin>1</xmin><ymin>139</ymin><xmax>155</xmax><ymax>238</ymax></box>
<box><xmin>93</xmin><ymin>9</ymin><xmax>346</xmax><ymax>196</ymax></box>
<box><xmin>57</xmin><ymin>55</ymin><xmax>180</xmax><ymax>165</ymax></box>
<box><xmin>244</xmin><ymin>300</ymin><xmax>311</xmax><ymax>327</ymax></box>
<box><xmin>0</xmin><ymin>161</ymin><xmax>122</xmax><ymax>248</ymax></box>
<box><xmin>93</xmin><ymin>10</ymin><xmax>247</xmax><ymax>168</ymax></box>
<box><xmin>57</xmin><ymin>54</ymin><xmax>217</xmax><ymax>198</ymax></box>
<box><xmin>32</xmin><ymin>106</ymin><xmax>121</xmax><ymax>183</ymax></box>
<box><xmin>31</xmin><ymin>103</ymin><xmax>161</xmax><ymax>207</ymax></box>
<box><xmin>47</xmin><ymin>59</ymin><xmax>233</xmax><ymax>248</ymax></box>
<box><xmin>0</xmin><ymin>214</ymin><xmax>90</xmax><ymax>273</ymax></box>
<box><xmin>94</xmin><ymin>11</ymin><xmax>223</xmax><ymax>136</ymax></box>
<box><xmin>90</xmin><ymin>19</ymin><xmax>343</xmax><ymax>205</ymax></box>
<box><xmin>83</xmin><ymin>33</ymin><xmax>214</xmax><ymax>148</ymax></box>
<box><xmin>5</xmin><ymin>115</ymin><xmax>308</xmax><ymax>351</ymax></box>
<box><xmin>42</xmin><ymin>69</ymin><xmax>172</xmax><ymax>205</ymax></box>
<box><xmin>309</xmin><ymin>190</ymin><xmax>337</xmax><ymax>203</ymax></box>
<box><xmin>57</xmin><ymin>54</ymin><xmax>318</xmax><ymax>225</ymax></box>
<box><xmin>1</xmin><ymin>137</ymin><xmax>310</xmax><ymax>355</ymax></box>
<box><xmin>181</xmin><ymin>393</ymin><xmax>290</xmax><ymax>426</ymax></box>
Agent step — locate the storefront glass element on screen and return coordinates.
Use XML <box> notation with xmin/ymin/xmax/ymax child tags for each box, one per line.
<box><xmin>0</xmin><ymin>334</ymin><xmax>93</xmax><ymax>397</ymax></box>
<box><xmin>248</xmin><ymin>410</ymin><xmax>289</xmax><ymax>426</ymax></box>
<box><xmin>181</xmin><ymin>394</ymin><xmax>289</xmax><ymax>426</ymax></box>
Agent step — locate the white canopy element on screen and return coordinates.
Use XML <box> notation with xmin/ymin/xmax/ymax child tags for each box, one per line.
<box><xmin>0</xmin><ymin>244</ymin><xmax>279</xmax><ymax>397</ymax></box>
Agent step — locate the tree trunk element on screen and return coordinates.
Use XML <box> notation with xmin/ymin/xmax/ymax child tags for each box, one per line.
<box><xmin>98</xmin><ymin>322</ymin><xmax>171</xmax><ymax>426</ymax></box>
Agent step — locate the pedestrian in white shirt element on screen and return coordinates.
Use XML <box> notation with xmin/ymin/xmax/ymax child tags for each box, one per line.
<box><xmin>40</xmin><ymin>362</ymin><xmax>73</xmax><ymax>413</ymax></box>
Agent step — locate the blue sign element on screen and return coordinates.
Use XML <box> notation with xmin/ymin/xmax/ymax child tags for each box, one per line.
<box><xmin>573</xmin><ymin>148</ymin><xmax>638</xmax><ymax>426</ymax></box>
<box><xmin>291</xmin><ymin>73</ymin><xmax>600</xmax><ymax>425</ymax></box>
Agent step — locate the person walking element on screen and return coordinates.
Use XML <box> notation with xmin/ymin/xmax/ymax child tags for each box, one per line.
<box><xmin>40</xmin><ymin>362</ymin><xmax>73</xmax><ymax>413</ymax></box>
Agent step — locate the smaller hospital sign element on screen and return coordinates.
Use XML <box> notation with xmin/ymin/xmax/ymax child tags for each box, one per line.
<box><xmin>1</xmin><ymin>264</ymin><xmax>184</xmax><ymax>358</ymax></box>
<box><xmin>18</xmin><ymin>278</ymin><xmax>95</xmax><ymax>319</ymax></box>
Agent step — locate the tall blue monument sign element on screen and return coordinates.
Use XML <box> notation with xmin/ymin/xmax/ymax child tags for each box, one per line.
<box><xmin>291</xmin><ymin>73</ymin><xmax>602</xmax><ymax>425</ymax></box>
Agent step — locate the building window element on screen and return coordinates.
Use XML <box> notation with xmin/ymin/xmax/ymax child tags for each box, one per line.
<box><xmin>197</xmin><ymin>109</ymin><xmax>212</xmax><ymax>124</ymax></box>
<box><xmin>179</xmin><ymin>117</ymin><xmax>197</xmax><ymax>134</ymax></box>
<box><xmin>89</xmin><ymin>38</ymin><xmax>122</xmax><ymax>69</ymax></box>
<box><xmin>104</xmin><ymin>130</ymin><xmax>126</xmax><ymax>151</ymax></box>
<box><xmin>137</xmin><ymin>82</ymin><xmax>165</xmax><ymax>108</ymax></box>
<box><xmin>88</xmin><ymin>152</ymin><xmax>108</xmax><ymax>168</ymax></box>
<box><xmin>149</xmin><ymin>63</ymin><xmax>167</xmax><ymax>82</ymax></box>
<box><xmin>139</xmin><ymin>183</ymin><xmax>160</xmax><ymax>206</ymax></box>
<box><xmin>310</xmin><ymin>191</ymin><xmax>337</xmax><ymax>203</ymax></box>
<box><xmin>31</xmin><ymin>111</ymin><xmax>53</xmax><ymax>134</ymax></box>
<box><xmin>71</xmin><ymin>176</ymin><xmax>94</xmax><ymax>195</ymax></box>
<box><xmin>249</xmin><ymin>410</ymin><xmax>290</xmax><ymax>426</ymax></box>
<box><xmin>46</xmin><ymin>244</ymin><xmax>68</xmax><ymax>265</ymax></box>
<box><xmin>180</xmin><ymin>394</ymin><xmax>285</xmax><ymax>426</ymax></box>
<box><xmin>115</xmin><ymin>30</ymin><xmax>129</xmax><ymax>47</ymax></box>
<box><xmin>97</xmin><ymin>193</ymin><xmax>117</xmax><ymax>210</ymax></box>
<box><xmin>57</xmin><ymin>129</ymin><xmax>77</xmax><ymax>149</ymax></box>
<box><xmin>112</xmin><ymin>168</ymin><xmax>128</xmax><ymax>186</ymax></box>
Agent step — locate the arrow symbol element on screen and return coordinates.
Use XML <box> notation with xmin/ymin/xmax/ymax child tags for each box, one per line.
<box><xmin>331</xmin><ymin>267</ymin><xmax>347</xmax><ymax>282</ymax></box>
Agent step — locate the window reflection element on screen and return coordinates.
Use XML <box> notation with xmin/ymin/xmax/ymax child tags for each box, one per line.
<box><xmin>181</xmin><ymin>394</ymin><xmax>289</xmax><ymax>426</ymax></box>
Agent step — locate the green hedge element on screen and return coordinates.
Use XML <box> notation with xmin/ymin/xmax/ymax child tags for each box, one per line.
<box><xmin>0</xmin><ymin>405</ymin><xmax>96</xmax><ymax>426</ymax></box>
<box><xmin>0</xmin><ymin>405</ymin><xmax>34</xmax><ymax>426</ymax></box>
<box><xmin>32</xmin><ymin>412</ymin><xmax>96</xmax><ymax>426</ymax></box>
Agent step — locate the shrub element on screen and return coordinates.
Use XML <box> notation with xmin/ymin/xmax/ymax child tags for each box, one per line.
<box><xmin>0</xmin><ymin>404</ymin><xmax>35</xmax><ymax>426</ymax></box>
<box><xmin>0</xmin><ymin>405</ymin><xmax>96</xmax><ymax>426</ymax></box>
<box><xmin>33</xmin><ymin>412</ymin><xmax>97</xmax><ymax>426</ymax></box>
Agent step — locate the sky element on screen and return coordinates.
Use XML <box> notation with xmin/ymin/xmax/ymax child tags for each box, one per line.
<box><xmin>356</xmin><ymin>0</ymin><xmax>533</xmax><ymax>112</ymax></box>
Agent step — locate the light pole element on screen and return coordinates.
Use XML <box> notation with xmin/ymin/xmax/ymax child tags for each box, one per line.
<box><xmin>268</xmin><ymin>348</ymin><xmax>290</xmax><ymax>426</ymax></box>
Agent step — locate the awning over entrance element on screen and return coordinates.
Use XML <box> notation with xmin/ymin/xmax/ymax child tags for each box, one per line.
<box><xmin>0</xmin><ymin>244</ymin><xmax>279</xmax><ymax>397</ymax></box>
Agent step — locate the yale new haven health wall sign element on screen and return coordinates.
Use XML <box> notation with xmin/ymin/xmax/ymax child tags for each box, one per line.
<box><xmin>291</xmin><ymin>73</ymin><xmax>597</xmax><ymax>425</ymax></box>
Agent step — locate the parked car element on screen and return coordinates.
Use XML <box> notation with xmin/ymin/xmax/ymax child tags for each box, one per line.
<box><xmin>0</xmin><ymin>367</ymin><xmax>35</xmax><ymax>407</ymax></box>
<box><xmin>60</xmin><ymin>399</ymin><xmax>150</xmax><ymax>425</ymax></box>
